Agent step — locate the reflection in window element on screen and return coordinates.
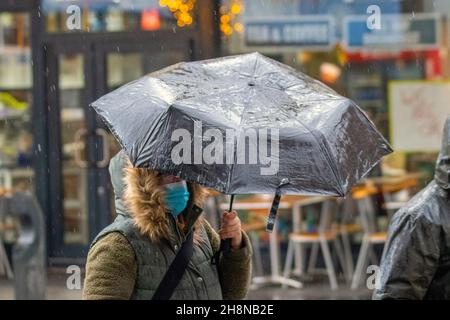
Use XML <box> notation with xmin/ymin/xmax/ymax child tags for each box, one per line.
<box><xmin>0</xmin><ymin>12</ymin><xmax>33</xmax><ymax>250</ymax></box>
<box><xmin>42</xmin><ymin>0</ymin><xmax>196</xmax><ymax>33</ymax></box>
<box><xmin>0</xmin><ymin>12</ymin><xmax>33</xmax><ymax>179</ymax></box>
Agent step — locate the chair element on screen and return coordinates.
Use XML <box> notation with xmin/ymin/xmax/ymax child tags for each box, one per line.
<box><xmin>283</xmin><ymin>199</ymin><xmax>346</xmax><ymax>290</ymax></box>
<box><xmin>333</xmin><ymin>197</ymin><xmax>363</xmax><ymax>283</ymax></box>
<box><xmin>380</xmin><ymin>177</ymin><xmax>418</xmax><ymax>219</ymax></box>
<box><xmin>350</xmin><ymin>184</ymin><xmax>387</xmax><ymax>290</ymax></box>
<box><xmin>242</xmin><ymin>217</ymin><xmax>265</xmax><ymax>277</ymax></box>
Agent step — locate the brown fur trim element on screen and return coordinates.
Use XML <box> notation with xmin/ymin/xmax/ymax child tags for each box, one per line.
<box><xmin>123</xmin><ymin>159</ymin><xmax>208</xmax><ymax>243</ymax></box>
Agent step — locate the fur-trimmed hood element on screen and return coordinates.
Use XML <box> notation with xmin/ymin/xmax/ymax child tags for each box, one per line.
<box><xmin>109</xmin><ymin>150</ymin><xmax>207</xmax><ymax>242</ymax></box>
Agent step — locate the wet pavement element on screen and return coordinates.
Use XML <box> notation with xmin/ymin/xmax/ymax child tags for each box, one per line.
<box><xmin>0</xmin><ymin>272</ymin><xmax>372</xmax><ymax>300</ymax></box>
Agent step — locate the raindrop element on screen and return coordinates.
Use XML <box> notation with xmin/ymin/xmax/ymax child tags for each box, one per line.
<box><xmin>38</xmin><ymin>144</ymin><xmax>42</xmax><ymax>152</ymax></box>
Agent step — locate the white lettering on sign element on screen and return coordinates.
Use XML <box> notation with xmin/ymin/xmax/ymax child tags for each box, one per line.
<box><xmin>247</xmin><ymin>24</ymin><xmax>328</xmax><ymax>45</ymax></box>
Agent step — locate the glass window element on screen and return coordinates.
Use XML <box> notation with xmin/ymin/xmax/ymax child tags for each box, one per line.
<box><xmin>58</xmin><ymin>53</ymin><xmax>89</xmax><ymax>245</ymax></box>
<box><xmin>0</xmin><ymin>11</ymin><xmax>33</xmax><ymax>248</ymax></box>
<box><xmin>0</xmin><ymin>12</ymin><xmax>33</xmax><ymax>189</ymax></box>
<box><xmin>42</xmin><ymin>0</ymin><xmax>196</xmax><ymax>33</ymax></box>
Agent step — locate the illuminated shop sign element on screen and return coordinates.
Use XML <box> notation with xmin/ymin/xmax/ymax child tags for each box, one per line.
<box><xmin>244</xmin><ymin>16</ymin><xmax>334</xmax><ymax>49</ymax></box>
<box><xmin>343</xmin><ymin>13</ymin><xmax>440</xmax><ymax>51</ymax></box>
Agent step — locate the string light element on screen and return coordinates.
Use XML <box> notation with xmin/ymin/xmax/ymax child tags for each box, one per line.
<box><xmin>220</xmin><ymin>0</ymin><xmax>244</xmax><ymax>37</ymax></box>
<box><xmin>159</xmin><ymin>0</ymin><xmax>195</xmax><ymax>27</ymax></box>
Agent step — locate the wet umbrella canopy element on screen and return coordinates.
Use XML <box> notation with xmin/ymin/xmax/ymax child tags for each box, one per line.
<box><xmin>91</xmin><ymin>52</ymin><xmax>392</xmax><ymax>197</ymax></box>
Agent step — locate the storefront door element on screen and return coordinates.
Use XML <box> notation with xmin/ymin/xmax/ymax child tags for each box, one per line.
<box><xmin>44</xmin><ymin>31</ymin><xmax>196</xmax><ymax>262</ymax></box>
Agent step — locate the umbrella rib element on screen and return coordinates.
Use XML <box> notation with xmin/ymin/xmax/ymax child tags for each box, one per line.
<box><xmin>256</xmin><ymin>84</ymin><xmax>344</xmax><ymax>195</ymax></box>
<box><xmin>251</xmin><ymin>54</ymin><xmax>259</xmax><ymax>80</ymax></box>
<box><xmin>92</xmin><ymin>104</ymin><xmax>130</xmax><ymax>157</ymax></box>
<box><xmin>260</xmin><ymin>82</ymin><xmax>343</xmax><ymax>102</ymax></box>
<box><xmin>226</xmin><ymin>57</ymin><xmax>260</xmax><ymax>194</ymax></box>
<box><xmin>289</xmin><ymin>116</ymin><xmax>345</xmax><ymax>196</ymax></box>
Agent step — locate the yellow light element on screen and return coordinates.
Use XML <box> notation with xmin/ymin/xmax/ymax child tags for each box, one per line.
<box><xmin>168</xmin><ymin>1</ymin><xmax>179</xmax><ymax>10</ymax></box>
<box><xmin>231</xmin><ymin>4</ymin><xmax>241</xmax><ymax>15</ymax></box>
<box><xmin>159</xmin><ymin>0</ymin><xmax>195</xmax><ymax>29</ymax></box>
<box><xmin>224</xmin><ymin>27</ymin><xmax>233</xmax><ymax>36</ymax></box>
<box><xmin>233</xmin><ymin>22</ymin><xmax>243</xmax><ymax>33</ymax></box>
<box><xmin>180</xmin><ymin>13</ymin><xmax>190</xmax><ymax>23</ymax></box>
<box><xmin>220</xmin><ymin>14</ymin><xmax>230</xmax><ymax>24</ymax></box>
<box><xmin>218</xmin><ymin>1</ymin><xmax>244</xmax><ymax>36</ymax></box>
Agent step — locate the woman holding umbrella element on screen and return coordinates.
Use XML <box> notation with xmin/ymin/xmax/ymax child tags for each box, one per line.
<box><xmin>83</xmin><ymin>150</ymin><xmax>253</xmax><ymax>300</ymax></box>
<box><xmin>85</xmin><ymin>52</ymin><xmax>392</xmax><ymax>299</ymax></box>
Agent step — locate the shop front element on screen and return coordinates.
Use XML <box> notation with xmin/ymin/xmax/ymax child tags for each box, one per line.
<box><xmin>0</xmin><ymin>0</ymin><xmax>219</xmax><ymax>264</ymax></box>
<box><xmin>217</xmin><ymin>0</ymin><xmax>448</xmax><ymax>249</ymax></box>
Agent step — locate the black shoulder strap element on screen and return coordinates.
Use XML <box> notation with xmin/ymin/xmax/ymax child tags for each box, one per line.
<box><xmin>152</xmin><ymin>204</ymin><xmax>203</xmax><ymax>300</ymax></box>
<box><xmin>152</xmin><ymin>230</ymin><xmax>194</xmax><ymax>300</ymax></box>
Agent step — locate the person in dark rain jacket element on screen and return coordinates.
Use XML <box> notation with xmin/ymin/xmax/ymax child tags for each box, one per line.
<box><xmin>374</xmin><ymin>115</ymin><xmax>450</xmax><ymax>299</ymax></box>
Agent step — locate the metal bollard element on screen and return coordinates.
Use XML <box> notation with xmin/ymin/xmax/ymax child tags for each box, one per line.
<box><xmin>9</xmin><ymin>192</ymin><xmax>47</xmax><ymax>300</ymax></box>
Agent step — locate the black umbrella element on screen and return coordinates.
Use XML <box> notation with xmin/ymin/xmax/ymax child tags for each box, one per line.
<box><xmin>91</xmin><ymin>52</ymin><xmax>392</xmax><ymax>245</ymax></box>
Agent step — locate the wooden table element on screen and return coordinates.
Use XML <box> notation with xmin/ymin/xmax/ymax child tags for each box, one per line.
<box><xmin>364</xmin><ymin>172</ymin><xmax>424</xmax><ymax>214</ymax></box>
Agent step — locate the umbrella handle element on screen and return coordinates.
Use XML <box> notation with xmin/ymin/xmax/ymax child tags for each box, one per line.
<box><xmin>266</xmin><ymin>178</ymin><xmax>290</xmax><ymax>233</ymax></box>
<box><xmin>221</xmin><ymin>195</ymin><xmax>235</xmax><ymax>252</ymax></box>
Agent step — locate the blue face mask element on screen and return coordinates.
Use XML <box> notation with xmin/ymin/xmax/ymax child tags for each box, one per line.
<box><xmin>163</xmin><ymin>181</ymin><xmax>190</xmax><ymax>218</ymax></box>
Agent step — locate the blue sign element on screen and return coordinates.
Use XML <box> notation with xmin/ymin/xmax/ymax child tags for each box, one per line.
<box><xmin>344</xmin><ymin>14</ymin><xmax>440</xmax><ymax>50</ymax></box>
<box><xmin>300</xmin><ymin>0</ymin><xmax>401</xmax><ymax>15</ymax></box>
<box><xmin>245</xmin><ymin>16</ymin><xmax>334</xmax><ymax>49</ymax></box>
